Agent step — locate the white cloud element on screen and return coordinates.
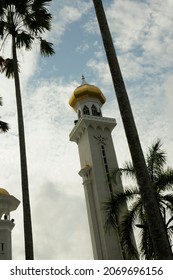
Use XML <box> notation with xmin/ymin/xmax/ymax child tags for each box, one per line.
<box><xmin>76</xmin><ymin>42</ymin><xmax>89</xmax><ymax>53</ymax></box>
<box><xmin>49</xmin><ymin>1</ymin><xmax>92</xmax><ymax>44</ymax></box>
<box><xmin>59</xmin><ymin>6</ymin><xmax>82</xmax><ymax>23</ymax></box>
<box><xmin>105</xmin><ymin>0</ymin><xmax>150</xmax><ymax>51</ymax></box>
<box><xmin>87</xmin><ymin>59</ymin><xmax>111</xmax><ymax>86</ymax></box>
<box><xmin>31</xmin><ymin>181</ymin><xmax>92</xmax><ymax>260</ymax></box>
<box><xmin>83</xmin><ymin>19</ymin><xmax>99</xmax><ymax>35</ymax></box>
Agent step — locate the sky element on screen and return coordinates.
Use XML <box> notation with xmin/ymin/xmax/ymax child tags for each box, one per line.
<box><xmin>0</xmin><ymin>0</ymin><xmax>173</xmax><ymax>260</ymax></box>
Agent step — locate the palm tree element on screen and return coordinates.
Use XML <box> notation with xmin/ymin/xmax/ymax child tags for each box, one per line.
<box><xmin>92</xmin><ymin>0</ymin><xmax>173</xmax><ymax>259</ymax></box>
<box><xmin>104</xmin><ymin>139</ymin><xmax>173</xmax><ymax>259</ymax></box>
<box><xmin>0</xmin><ymin>0</ymin><xmax>54</xmax><ymax>259</ymax></box>
<box><xmin>0</xmin><ymin>96</ymin><xmax>9</xmax><ymax>132</ymax></box>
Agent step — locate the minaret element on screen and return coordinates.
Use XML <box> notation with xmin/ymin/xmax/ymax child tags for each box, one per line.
<box><xmin>0</xmin><ymin>188</ymin><xmax>20</xmax><ymax>260</ymax></box>
<box><xmin>69</xmin><ymin>77</ymin><xmax>124</xmax><ymax>260</ymax></box>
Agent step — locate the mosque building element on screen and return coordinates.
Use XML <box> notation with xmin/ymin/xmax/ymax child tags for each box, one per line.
<box><xmin>0</xmin><ymin>188</ymin><xmax>20</xmax><ymax>260</ymax></box>
<box><xmin>69</xmin><ymin>77</ymin><xmax>125</xmax><ymax>259</ymax></box>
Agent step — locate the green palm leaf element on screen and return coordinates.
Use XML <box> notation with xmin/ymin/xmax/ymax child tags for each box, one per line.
<box><xmin>16</xmin><ymin>32</ymin><xmax>34</xmax><ymax>49</ymax></box>
<box><xmin>105</xmin><ymin>139</ymin><xmax>173</xmax><ymax>259</ymax></box>
<box><xmin>104</xmin><ymin>187</ymin><xmax>140</xmax><ymax>232</ymax></box>
<box><xmin>32</xmin><ymin>0</ymin><xmax>52</xmax><ymax>11</ymax></box>
<box><xmin>156</xmin><ymin>167</ymin><xmax>173</xmax><ymax>192</ymax></box>
<box><xmin>120</xmin><ymin>200</ymin><xmax>141</xmax><ymax>259</ymax></box>
<box><xmin>0</xmin><ymin>120</ymin><xmax>9</xmax><ymax>132</ymax></box>
<box><xmin>161</xmin><ymin>194</ymin><xmax>173</xmax><ymax>208</ymax></box>
<box><xmin>40</xmin><ymin>38</ymin><xmax>55</xmax><ymax>56</ymax></box>
<box><xmin>121</xmin><ymin>161</ymin><xmax>136</xmax><ymax>179</ymax></box>
<box><xmin>1</xmin><ymin>58</ymin><xmax>15</xmax><ymax>78</ymax></box>
<box><xmin>139</xmin><ymin>225</ymin><xmax>155</xmax><ymax>259</ymax></box>
<box><xmin>146</xmin><ymin>139</ymin><xmax>166</xmax><ymax>181</ymax></box>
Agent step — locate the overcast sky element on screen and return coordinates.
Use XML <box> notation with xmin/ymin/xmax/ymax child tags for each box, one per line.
<box><xmin>1</xmin><ymin>0</ymin><xmax>173</xmax><ymax>260</ymax></box>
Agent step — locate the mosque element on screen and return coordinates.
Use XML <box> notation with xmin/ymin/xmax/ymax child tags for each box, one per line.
<box><xmin>69</xmin><ymin>77</ymin><xmax>125</xmax><ymax>259</ymax></box>
<box><xmin>0</xmin><ymin>188</ymin><xmax>20</xmax><ymax>260</ymax></box>
<box><xmin>0</xmin><ymin>77</ymin><xmax>126</xmax><ymax>260</ymax></box>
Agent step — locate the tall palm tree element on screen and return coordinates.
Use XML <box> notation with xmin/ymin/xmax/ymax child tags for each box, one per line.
<box><xmin>105</xmin><ymin>139</ymin><xmax>173</xmax><ymax>259</ymax></box>
<box><xmin>0</xmin><ymin>0</ymin><xmax>54</xmax><ymax>259</ymax></box>
<box><xmin>0</xmin><ymin>96</ymin><xmax>9</xmax><ymax>132</ymax></box>
<box><xmin>92</xmin><ymin>0</ymin><xmax>173</xmax><ymax>259</ymax></box>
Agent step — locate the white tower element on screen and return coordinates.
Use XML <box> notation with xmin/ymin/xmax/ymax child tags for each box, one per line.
<box><xmin>0</xmin><ymin>188</ymin><xmax>20</xmax><ymax>260</ymax></box>
<box><xmin>69</xmin><ymin>77</ymin><xmax>124</xmax><ymax>260</ymax></box>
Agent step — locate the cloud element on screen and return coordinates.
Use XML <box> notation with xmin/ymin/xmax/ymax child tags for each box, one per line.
<box><xmin>49</xmin><ymin>1</ymin><xmax>92</xmax><ymax>45</ymax></box>
<box><xmin>106</xmin><ymin>0</ymin><xmax>150</xmax><ymax>51</ymax></box>
<box><xmin>31</xmin><ymin>180</ymin><xmax>93</xmax><ymax>260</ymax></box>
<box><xmin>83</xmin><ymin>19</ymin><xmax>99</xmax><ymax>35</ymax></box>
<box><xmin>76</xmin><ymin>42</ymin><xmax>89</xmax><ymax>53</ymax></box>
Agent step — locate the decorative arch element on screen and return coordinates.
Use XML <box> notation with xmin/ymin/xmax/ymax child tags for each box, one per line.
<box><xmin>91</xmin><ymin>104</ymin><xmax>98</xmax><ymax>116</ymax></box>
<box><xmin>83</xmin><ymin>105</ymin><xmax>90</xmax><ymax>115</ymax></box>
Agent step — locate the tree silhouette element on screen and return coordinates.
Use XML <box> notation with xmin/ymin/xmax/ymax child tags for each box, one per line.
<box><xmin>92</xmin><ymin>0</ymin><xmax>172</xmax><ymax>259</ymax></box>
<box><xmin>105</xmin><ymin>139</ymin><xmax>173</xmax><ymax>259</ymax></box>
<box><xmin>0</xmin><ymin>0</ymin><xmax>54</xmax><ymax>259</ymax></box>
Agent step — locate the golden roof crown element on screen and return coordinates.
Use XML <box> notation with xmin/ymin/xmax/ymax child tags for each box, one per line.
<box><xmin>69</xmin><ymin>76</ymin><xmax>106</xmax><ymax>110</ymax></box>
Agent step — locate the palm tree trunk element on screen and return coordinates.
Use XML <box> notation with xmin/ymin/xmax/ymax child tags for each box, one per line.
<box><xmin>92</xmin><ymin>0</ymin><xmax>173</xmax><ymax>259</ymax></box>
<box><xmin>12</xmin><ymin>35</ymin><xmax>34</xmax><ymax>260</ymax></box>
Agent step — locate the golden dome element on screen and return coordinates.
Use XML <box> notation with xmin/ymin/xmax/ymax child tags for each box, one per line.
<box><xmin>69</xmin><ymin>82</ymin><xmax>106</xmax><ymax>109</ymax></box>
<box><xmin>0</xmin><ymin>188</ymin><xmax>10</xmax><ymax>196</ymax></box>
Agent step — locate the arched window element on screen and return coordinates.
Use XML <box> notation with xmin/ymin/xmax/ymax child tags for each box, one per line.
<box><xmin>98</xmin><ymin>108</ymin><xmax>102</xmax><ymax>116</ymax></box>
<box><xmin>78</xmin><ymin>110</ymin><xmax>81</xmax><ymax>119</ymax></box>
<box><xmin>91</xmin><ymin>104</ymin><xmax>98</xmax><ymax>116</ymax></box>
<box><xmin>83</xmin><ymin>105</ymin><xmax>90</xmax><ymax>115</ymax></box>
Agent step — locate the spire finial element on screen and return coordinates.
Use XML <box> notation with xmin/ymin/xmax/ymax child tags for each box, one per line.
<box><xmin>81</xmin><ymin>75</ymin><xmax>87</xmax><ymax>85</ymax></box>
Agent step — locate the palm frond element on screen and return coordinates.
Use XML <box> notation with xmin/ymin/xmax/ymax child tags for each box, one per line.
<box><xmin>167</xmin><ymin>225</ymin><xmax>173</xmax><ymax>235</ymax></box>
<box><xmin>109</xmin><ymin>168</ymin><xmax>122</xmax><ymax>185</ymax></box>
<box><xmin>0</xmin><ymin>20</ymin><xmax>6</xmax><ymax>38</ymax></box>
<box><xmin>159</xmin><ymin>193</ymin><xmax>173</xmax><ymax>210</ymax></box>
<box><xmin>155</xmin><ymin>167</ymin><xmax>173</xmax><ymax>192</ymax></box>
<box><xmin>139</xmin><ymin>225</ymin><xmax>155</xmax><ymax>259</ymax></box>
<box><xmin>0</xmin><ymin>0</ymin><xmax>8</xmax><ymax>15</ymax></box>
<box><xmin>0</xmin><ymin>120</ymin><xmax>9</xmax><ymax>132</ymax></box>
<box><xmin>167</xmin><ymin>225</ymin><xmax>173</xmax><ymax>247</ymax></box>
<box><xmin>13</xmin><ymin>0</ymin><xmax>30</xmax><ymax>15</ymax></box>
<box><xmin>1</xmin><ymin>58</ymin><xmax>15</xmax><ymax>78</ymax></box>
<box><xmin>25</xmin><ymin>11</ymin><xmax>51</xmax><ymax>34</ymax></box>
<box><xmin>123</xmin><ymin>187</ymin><xmax>140</xmax><ymax>200</ymax></box>
<box><xmin>35</xmin><ymin>15</ymin><xmax>51</xmax><ymax>32</ymax></box>
<box><xmin>33</xmin><ymin>9</ymin><xmax>52</xmax><ymax>21</ymax></box>
<box><xmin>32</xmin><ymin>0</ymin><xmax>52</xmax><ymax>12</ymax></box>
<box><xmin>104</xmin><ymin>201</ymin><xmax>119</xmax><ymax>233</ymax></box>
<box><xmin>40</xmin><ymin>38</ymin><xmax>54</xmax><ymax>56</ymax></box>
<box><xmin>104</xmin><ymin>139</ymin><xmax>173</xmax><ymax>259</ymax></box>
<box><xmin>146</xmin><ymin>139</ymin><xmax>166</xmax><ymax>180</ymax></box>
<box><xmin>16</xmin><ymin>31</ymin><xmax>34</xmax><ymax>49</ymax></box>
<box><xmin>103</xmin><ymin>188</ymin><xmax>140</xmax><ymax>233</ymax></box>
<box><xmin>166</xmin><ymin>216</ymin><xmax>173</xmax><ymax>228</ymax></box>
<box><xmin>104</xmin><ymin>192</ymin><xmax>127</xmax><ymax>232</ymax></box>
<box><xmin>121</xmin><ymin>161</ymin><xmax>136</xmax><ymax>179</ymax></box>
<box><xmin>160</xmin><ymin>194</ymin><xmax>173</xmax><ymax>209</ymax></box>
<box><xmin>0</xmin><ymin>55</ymin><xmax>5</xmax><ymax>68</ymax></box>
<box><xmin>120</xmin><ymin>201</ymin><xmax>140</xmax><ymax>259</ymax></box>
